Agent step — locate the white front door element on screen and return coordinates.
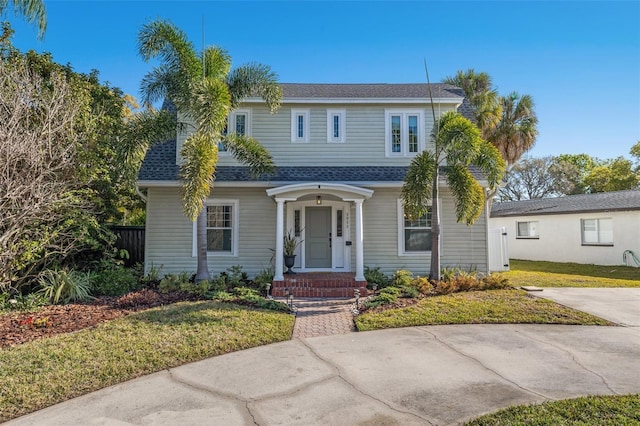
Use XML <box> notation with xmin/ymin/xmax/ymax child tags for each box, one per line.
<box><xmin>286</xmin><ymin>201</ymin><xmax>351</xmax><ymax>271</ymax></box>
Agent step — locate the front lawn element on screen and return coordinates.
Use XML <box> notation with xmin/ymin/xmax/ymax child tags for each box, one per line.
<box><xmin>506</xmin><ymin>259</ymin><xmax>640</xmax><ymax>288</ymax></box>
<box><xmin>0</xmin><ymin>301</ymin><xmax>295</xmax><ymax>422</ymax></box>
<box><xmin>465</xmin><ymin>393</ymin><xmax>640</xmax><ymax>425</ymax></box>
<box><xmin>355</xmin><ymin>290</ymin><xmax>612</xmax><ymax>331</ymax></box>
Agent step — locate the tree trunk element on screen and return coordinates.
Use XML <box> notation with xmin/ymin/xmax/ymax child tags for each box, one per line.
<box><xmin>430</xmin><ymin>168</ymin><xmax>441</xmax><ymax>281</ymax></box>
<box><xmin>194</xmin><ymin>208</ymin><xmax>211</xmax><ymax>282</ymax></box>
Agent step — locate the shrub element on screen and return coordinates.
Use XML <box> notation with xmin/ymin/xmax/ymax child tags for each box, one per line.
<box><xmin>480</xmin><ymin>274</ymin><xmax>512</xmax><ymax>290</ymax></box>
<box><xmin>391</xmin><ymin>269</ymin><xmax>413</xmax><ymax>287</ymax></box>
<box><xmin>409</xmin><ymin>276</ymin><xmax>434</xmax><ymax>294</ymax></box>
<box><xmin>434</xmin><ymin>279</ymin><xmax>458</xmax><ymax>295</ymax></box>
<box><xmin>158</xmin><ymin>273</ymin><xmax>190</xmax><ymax>293</ymax></box>
<box><xmin>253</xmin><ymin>267</ymin><xmax>274</xmax><ymax>294</ymax></box>
<box><xmin>364</xmin><ymin>266</ymin><xmax>389</xmax><ymax>289</ymax></box>
<box><xmin>364</xmin><ymin>286</ymin><xmax>401</xmax><ymax>308</ymax></box>
<box><xmin>453</xmin><ymin>274</ymin><xmax>479</xmax><ymax>292</ymax></box>
<box><xmin>0</xmin><ymin>292</ymin><xmax>49</xmax><ymax>312</ymax></box>
<box><xmin>90</xmin><ymin>263</ymin><xmax>141</xmax><ymax>297</ymax></box>
<box><xmin>37</xmin><ymin>269</ymin><xmax>94</xmax><ymax>304</ymax></box>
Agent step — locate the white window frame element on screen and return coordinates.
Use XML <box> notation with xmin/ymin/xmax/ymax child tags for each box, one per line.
<box><xmin>516</xmin><ymin>221</ymin><xmax>539</xmax><ymax>239</ymax></box>
<box><xmin>291</xmin><ymin>109</ymin><xmax>310</xmax><ymax>143</ymax></box>
<box><xmin>192</xmin><ymin>199</ymin><xmax>239</xmax><ymax>256</ymax></box>
<box><xmin>385</xmin><ymin>109</ymin><xmax>424</xmax><ymax>157</ymax></box>
<box><xmin>219</xmin><ymin>109</ymin><xmax>252</xmax><ymax>155</ymax></box>
<box><xmin>326</xmin><ymin>109</ymin><xmax>346</xmax><ymax>143</ymax></box>
<box><xmin>397</xmin><ymin>199</ymin><xmax>432</xmax><ymax>256</ymax></box>
<box><xmin>581</xmin><ymin>217</ymin><xmax>613</xmax><ymax>246</ymax></box>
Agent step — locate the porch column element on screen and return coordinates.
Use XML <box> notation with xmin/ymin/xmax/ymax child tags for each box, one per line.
<box><xmin>274</xmin><ymin>198</ymin><xmax>285</xmax><ymax>281</ymax></box>
<box><xmin>354</xmin><ymin>199</ymin><xmax>365</xmax><ymax>281</ymax></box>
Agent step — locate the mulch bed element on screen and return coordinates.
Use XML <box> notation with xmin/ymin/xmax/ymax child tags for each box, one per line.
<box><xmin>0</xmin><ymin>289</ymin><xmax>200</xmax><ymax>348</ymax></box>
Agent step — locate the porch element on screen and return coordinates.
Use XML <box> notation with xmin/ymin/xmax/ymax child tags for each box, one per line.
<box><xmin>272</xmin><ymin>272</ymin><xmax>368</xmax><ymax>298</ymax></box>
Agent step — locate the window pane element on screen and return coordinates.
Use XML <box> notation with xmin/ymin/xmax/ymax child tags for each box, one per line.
<box><xmin>297</xmin><ymin>115</ymin><xmax>304</xmax><ymax>138</ymax></box>
<box><xmin>219</xmin><ymin>120</ymin><xmax>228</xmax><ymax>152</ymax></box>
<box><xmin>294</xmin><ymin>210</ymin><xmax>301</xmax><ymax>237</ymax></box>
<box><xmin>333</xmin><ymin>115</ymin><xmax>340</xmax><ymax>138</ymax></box>
<box><xmin>517</xmin><ymin>222</ymin><xmax>529</xmax><ymax>237</ymax></box>
<box><xmin>582</xmin><ymin>219</ymin><xmax>598</xmax><ymax>243</ymax></box>
<box><xmin>207</xmin><ymin>229</ymin><xmax>232</xmax><ymax>251</ymax></box>
<box><xmin>337</xmin><ymin>210</ymin><xmax>343</xmax><ymax>237</ymax></box>
<box><xmin>391</xmin><ymin>115</ymin><xmax>401</xmax><ymax>153</ymax></box>
<box><xmin>405</xmin><ymin>229</ymin><xmax>431</xmax><ymax>251</ymax></box>
<box><xmin>598</xmin><ymin>218</ymin><xmax>613</xmax><ymax>243</ymax></box>
<box><xmin>235</xmin><ymin>114</ymin><xmax>246</xmax><ymax>135</ymax></box>
<box><xmin>408</xmin><ymin>115</ymin><xmax>418</xmax><ymax>153</ymax></box>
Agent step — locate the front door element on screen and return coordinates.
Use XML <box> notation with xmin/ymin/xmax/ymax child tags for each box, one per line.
<box><xmin>305</xmin><ymin>207</ymin><xmax>332</xmax><ymax>268</ymax></box>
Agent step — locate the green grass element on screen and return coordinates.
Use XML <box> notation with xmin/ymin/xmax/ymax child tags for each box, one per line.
<box><xmin>465</xmin><ymin>394</ymin><xmax>640</xmax><ymax>425</ymax></box>
<box><xmin>506</xmin><ymin>259</ymin><xmax>640</xmax><ymax>288</ymax></box>
<box><xmin>355</xmin><ymin>290</ymin><xmax>612</xmax><ymax>331</ymax></box>
<box><xmin>0</xmin><ymin>301</ymin><xmax>295</xmax><ymax>422</ymax></box>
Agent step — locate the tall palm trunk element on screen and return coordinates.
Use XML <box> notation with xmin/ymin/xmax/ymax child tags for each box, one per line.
<box><xmin>195</xmin><ymin>208</ymin><xmax>210</xmax><ymax>281</ymax></box>
<box><xmin>430</xmin><ymin>167</ymin><xmax>441</xmax><ymax>281</ymax></box>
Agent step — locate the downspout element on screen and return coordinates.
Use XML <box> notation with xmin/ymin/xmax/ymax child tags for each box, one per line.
<box><xmin>135</xmin><ymin>185</ymin><xmax>147</xmax><ymax>202</ymax></box>
<box><xmin>485</xmin><ymin>188</ymin><xmax>498</xmax><ymax>275</ymax></box>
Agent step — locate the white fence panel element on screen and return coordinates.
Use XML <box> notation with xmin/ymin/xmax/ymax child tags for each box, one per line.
<box><xmin>488</xmin><ymin>227</ymin><xmax>509</xmax><ymax>272</ymax></box>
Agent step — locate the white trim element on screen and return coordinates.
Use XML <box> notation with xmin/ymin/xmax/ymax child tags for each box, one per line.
<box><xmin>326</xmin><ymin>109</ymin><xmax>346</xmax><ymax>143</ymax></box>
<box><xmin>385</xmin><ymin>109</ymin><xmax>425</xmax><ymax>157</ymax></box>
<box><xmin>291</xmin><ymin>109</ymin><xmax>310</xmax><ymax>143</ymax></box>
<box><xmin>138</xmin><ymin>180</ymin><xmax>489</xmax><ymax>190</ymax></box>
<box><xmin>267</xmin><ymin>182</ymin><xmax>373</xmax><ymax>199</ymax></box>
<box><xmin>244</xmin><ymin>97</ymin><xmax>463</xmax><ymax>105</ymax></box>
<box><xmin>397</xmin><ymin>199</ymin><xmax>433</xmax><ymax>257</ymax></box>
<box><xmin>192</xmin><ymin>199</ymin><xmax>239</xmax><ymax>257</ymax></box>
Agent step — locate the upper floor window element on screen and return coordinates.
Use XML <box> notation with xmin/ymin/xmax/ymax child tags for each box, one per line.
<box><xmin>219</xmin><ymin>109</ymin><xmax>251</xmax><ymax>153</ymax></box>
<box><xmin>397</xmin><ymin>200</ymin><xmax>432</xmax><ymax>255</ymax></box>
<box><xmin>385</xmin><ymin>110</ymin><xmax>424</xmax><ymax>157</ymax></box>
<box><xmin>516</xmin><ymin>221</ymin><xmax>539</xmax><ymax>239</ymax></box>
<box><xmin>581</xmin><ymin>218</ymin><xmax>613</xmax><ymax>245</ymax></box>
<box><xmin>291</xmin><ymin>109</ymin><xmax>310</xmax><ymax>143</ymax></box>
<box><xmin>327</xmin><ymin>109</ymin><xmax>346</xmax><ymax>143</ymax></box>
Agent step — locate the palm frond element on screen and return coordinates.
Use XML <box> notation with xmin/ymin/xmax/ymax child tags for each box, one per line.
<box><xmin>189</xmin><ymin>78</ymin><xmax>230</xmax><ymax>136</ymax></box>
<box><xmin>227</xmin><ymin>62</ymin><xmax>282</xmax><ymax>113</ymax></box>
<box><xmin>137</xmin><ymin>19</ymin><xmax>201</xmax><ymax>79</ymax></box>
<box><xmin>475</xmin><ymin>141</ymin><xmax>506</xmax><ymax>189</ymax></box>
<box><xmin>445</xmin><ymin>164</ymin><xmax>485</xmax><ymax>225</ymax></box>
<box><xmin>223</xmin><ymin>133</ymin><xmax>275</xmax><ymax>176</ymax></box>
<box><xmin>139</xmin><ymin>65</ymin><xmax>178</xmax><ymax>107</ymax></box>
<box><xmin>437</xmin><ymin>111</ymin><xmax>482</xmax><ymax>165</ymax></box>
<box><xmin>401</xmin><ymin>150</ymin><xmax>436</xmax><ymax>219</ymax></box>
<box><xmin>202</xmin><ymin>46</ymin><xmax>231</xmax><ymax>80</ymax></box>
<box><xmin>179</xmin><ymin>133</ymin><xmax>218</xmax><ymax>221</ymax></box>
<box><xmin>1</xmin><ymin>0</ymin><xmax>47</xmax><ymax>39</ymax></box>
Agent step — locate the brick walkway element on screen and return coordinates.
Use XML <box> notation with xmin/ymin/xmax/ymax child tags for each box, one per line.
<box><xmin>290</xmin><ymin>298</ymin><xmax>356</xmax><ymax>338</ymax></box>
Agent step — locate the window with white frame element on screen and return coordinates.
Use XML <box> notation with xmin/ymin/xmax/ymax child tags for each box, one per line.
<box><xmin>516</xmin><ymin>221</ymin><xmax>539</xmax><ymax>239</ymax></box>
<box><xmin>327</xmin><ymin>109</ymin><xmax>345</xmax><ymax>143</ymax></box>
<box><xmin>385</xmin><ymin>110</ymin><xmax>423</xmax><ymax>157</ymax></box>
<box><xmin>193</xmin><ymin>200</ymin><xmax>239</xmax><ymax>256</ymax></box>
<box><xmin>218</xmin><ymin>109</ymin><xmax>251</xmax><ymax>153</ymax></box>
<box><xmin>397</xmin><ymin>200</ymin><xmax>432</xmax><ymax>254</ymax></box>
<box><xmin>581</xmin><ymin>218</ymin><xmax>613</xmax><ymax>245</ymax></box>
<box><xmin>291</xmin><ymin>109</ymin><xmax>310</xmax><ymax>143</ymax></box>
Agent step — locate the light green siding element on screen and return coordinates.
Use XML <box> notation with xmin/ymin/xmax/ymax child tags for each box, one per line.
<box><xmin>176</xmin><ymin>103</ymin><xmax>458</xmax><ymax>167</ymax></box>
<box><xmin>145</xmin><ymin>186</ymin><xmax>488</xmax><ymax>278</ymax></box>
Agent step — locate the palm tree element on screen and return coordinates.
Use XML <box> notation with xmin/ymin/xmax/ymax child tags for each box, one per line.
<box><xmin>489</xmin><ymin>92</ymin><xmax>538</xmax><ymax>167</ymax></box>
<box><xmin>443</xmin><ymin>69</ymin><xmax>500</xmax><ymax>138</ymax></box>
<box><xmin>401</xmin><ymin>111</ymin><xmax>505</xmax><ymax>281</ymax></box>
<box><xmin>0</xmin><ymin>0</ymin><xmax>47</xmax><ymax>39</ymax></box>
<box><xmin>137</xmin><ymin>19</ymin><xmax>281</xmax><ymax>281</ymax></box>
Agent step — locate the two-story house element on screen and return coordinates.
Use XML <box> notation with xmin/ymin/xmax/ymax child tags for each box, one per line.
<box><xmin>137</xmin><ymin>83</ymin><xmax>493</xmax><ymax>295</ymax></box>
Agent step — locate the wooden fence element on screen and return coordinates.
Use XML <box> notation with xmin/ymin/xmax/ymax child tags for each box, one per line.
<box><xmin>110</xmin><ymin>226</ymin><xmax>145</xmax><ymax>267</ymax></box>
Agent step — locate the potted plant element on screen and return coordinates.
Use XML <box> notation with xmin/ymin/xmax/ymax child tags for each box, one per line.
<box><xmin>283</xmin><ymin>230</ymin><xmax>302</xmax><ymax>274</ymax></box>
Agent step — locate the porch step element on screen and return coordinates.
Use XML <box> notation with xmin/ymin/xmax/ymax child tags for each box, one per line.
<box><xmin>272</xmin><ymin>272</ymin><xmax>368</xmax><ymax>298</ymax></box>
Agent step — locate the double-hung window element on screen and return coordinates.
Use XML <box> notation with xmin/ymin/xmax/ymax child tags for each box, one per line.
<box><xmin>397</xmin><ymin>200</ymin><xmax>432</xmax><ymax>254</ymax></box>
<box><xmin>291</xmin><ymin>109</ymin><xmax>310</xmax><ymax>143</ymax></box>
<box><xmin>327</xmin><ymin>109</ymin><xmax>346</xmax><ymax>143</ymax></box>
<box><xmin>219</xmin><ymin>109</ymin><xmax>251</xmax><ymax>153</ymax></box>
<box><xmin>581</xmin><ymin>218</ymin><xmax>613</xmax><ymax>245</ymax></box>
<box><xmin>192</xmin><ymin>200</ymin><xmax>239</xmax><ymax>256</ymax></box>
<box><xmin>516</xmin><ymin>221</ymin><xmax>539</xmax><ymax>239</ymax></box>
<box><xmin>385</xmin><ymin>110</ymin><xmax>423</xmax><ymax>157</ymax></box>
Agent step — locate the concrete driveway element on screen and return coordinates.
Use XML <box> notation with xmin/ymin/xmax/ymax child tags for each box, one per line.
<box><xmin>8</xmin><ymin>324</ymin><xmax>640</xmax><ymax>426</ymax></box>
<box><xmin>533</xmin><ymin>288</ymin><xmax>640</xmax><ymax>327</ymax></box>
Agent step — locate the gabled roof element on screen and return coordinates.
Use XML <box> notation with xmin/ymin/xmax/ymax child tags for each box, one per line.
<box><xmin>491</xmin><ymin>190</ymin><xmax>640</xmax><ymax>217</ymax></box>
<box><xmin>277</xmin><ymin>83</ymin><xmax>465</xmax><ymax>100</ymax></box>
<box><xmin>138</xmin><ymin>140</ymin><xmax>486</xmax><ymax>184</ymax></box>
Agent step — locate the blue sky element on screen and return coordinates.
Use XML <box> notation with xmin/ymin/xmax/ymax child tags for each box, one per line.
<box><xmin>6</xmin><ymin>0</ymin><xmax>640</xmax><ymax>160</ymax></box>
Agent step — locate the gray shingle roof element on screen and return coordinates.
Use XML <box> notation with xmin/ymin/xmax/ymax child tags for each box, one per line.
<box><xmin>491</xmin><ymin>191</ymin><xmax>640</xmax><ymax>217</ymax></box>
<box><xmin>278</xmin><ymin>83</ymin><xmax>465</xmax><ymax>99</ymax></box>
<box><xmin>138</xmin><ymin>140</ymin><xmax>486</xmax><ymax>183</ymax></box>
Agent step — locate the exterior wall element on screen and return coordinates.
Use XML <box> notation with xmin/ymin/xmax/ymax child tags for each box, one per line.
<box><xmin>145</xmin><ymin>185</ymin><xmax>489</xmax><ymax>278</ymax></box>
<box><xmin>176</xmin><ymin>103</ymin><xmax>458</xmax><ymax>167</ymax></box>
<box><xmin>490</xmin><ymin>211</ymin><xmax>640</xmax><ymax>266</ymax></box>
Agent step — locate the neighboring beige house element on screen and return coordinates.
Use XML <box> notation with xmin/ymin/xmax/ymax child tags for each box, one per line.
<box><xmin>138</xmin><ymin>83</ymin><xmax>494</xmax><ymax>284</ymax></box>
<box><xmin>490</xmin><ymin>190</ymin><xmax>640</xmax><ymax>267</ymax></box>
